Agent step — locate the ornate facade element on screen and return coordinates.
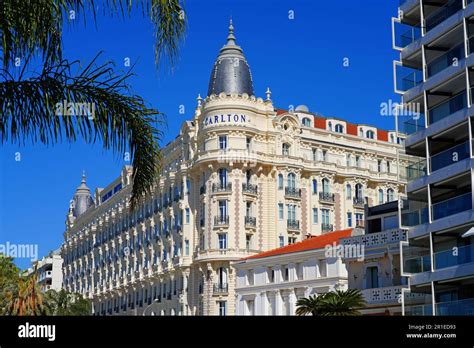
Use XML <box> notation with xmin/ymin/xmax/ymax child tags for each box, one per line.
<box><xmin>61</xmin><ymin>20</ymin><xmax>412</xmax><ymax>315</ymax></box>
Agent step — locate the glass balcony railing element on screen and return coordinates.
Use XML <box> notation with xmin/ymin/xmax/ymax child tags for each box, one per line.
<box><xmin>425</xmin><ymin>0</ymin><xmax>463</xmax><ymax>32</ymax></box>
<box><xmin>402</xmin><ymin>113</ymin><xmax>425</xmax><ymax>135</ymax></box>
<box><xmin>427</xmin><ymin>43</ymin><xmax>464</xmax><ymax>78</ymax></box>
<box><xmin>405</xmin><ymin>303</ymin><xmax>433</xmax><ymax>316</ymax></box>
<box><xmin>401</xmin><ymin>198</ymin><xmax>429</xmax><ymax>227</ymax></box>
<box><xmin>404</xmin><ymin>254</ymin><xmax>431</xmax><ymax>273</ymax></box>
<box><xmin>434</xmin><ymin>243</ymin><xmax>474</xmax><ymax>269</ymax></box>
<box><xmin>402</xmin><ymin>158</ymin><xmax>427</xmax><ymax>181</ymax></box>
<box><xmin>429</xmin><ymin>91</ymin><xmax>467</xmax><ymax>125</ymax></box>
<box><xmin>430</xmin><ymin>140</ymin><xmax>470</xmax><ymax>172</ymax></box>
<box><xmin>400</xmin><ymin>27</ymin><xmax>422</xmax><ymax>47</ymax></box>
<box><xmin>432</xmin><ymin>192</ymin><xmax>472</xmax><ymax>221</ymax></box>
<box><xmin>401</xmin><ymin>70</ymin><xmax>423</xmax><ymax>91</ymax></box>
<box><xmin>436</xmin><ymin>297</ymin><xmax>474</xmax><ymax>315</ymax></box>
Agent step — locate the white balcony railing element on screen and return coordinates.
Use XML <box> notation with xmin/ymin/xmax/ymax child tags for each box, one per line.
<box><xmin>362</xmin><ymin>285</ymin><xmax>428</xmax><ymax>305</ymax></box>
<box><xmin>341</xmin><ymin>229</ymin><xmax>407</xmax><ymax>249</ymax></box>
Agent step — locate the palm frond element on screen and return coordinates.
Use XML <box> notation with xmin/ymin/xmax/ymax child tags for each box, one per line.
<box><xmin>0</xmin><ymin>0</ymin><xmax>186</xmax><ymax>70</ymax></box>
<box><xmin>0</xmin><ymin>56</ymin><xmax>164</xmax><ymax>209</ymax></box>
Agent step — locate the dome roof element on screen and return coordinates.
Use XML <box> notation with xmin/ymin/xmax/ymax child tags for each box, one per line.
<box><xmin>72</xmin><ymin>172</ymin><xmax>93</xmax><ymax>217</ymax></box>
<box><xmin>207</xmin><ymin>19</ymin><xmax>254</xmax><ymax>97</ymax></box>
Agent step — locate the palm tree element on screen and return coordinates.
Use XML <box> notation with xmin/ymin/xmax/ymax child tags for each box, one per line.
<box><xmin>43</xmin><ymin>289</ymin><xmax>91</xmax><ymax>316</ymax></box>
<box><xmin>296</xmin><ymin>289</ymin><xmax>365</xmax><ymax>316</ymax></box>
<box><xmin>0</xmin><ymin>255</ymin><xmax>20</xmax><ymax>314</ymax></box>
<box><xmin>5</xmin><ymin>264</ymin><xmax>45</xmax><ymax>316</ymax></box>
<box><xmin>0</xmin><ymin>0</ymin><xmax>186</xmax><ymax>209</ymax></box>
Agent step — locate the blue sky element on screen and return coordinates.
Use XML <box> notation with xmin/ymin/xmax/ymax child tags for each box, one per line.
<box><xmin>0</xmin><ymin>0</ymin><xmax>399</xmax><ymax>269</ymax></box>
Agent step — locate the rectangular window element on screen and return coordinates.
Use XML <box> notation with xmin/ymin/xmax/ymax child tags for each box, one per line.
<box><xmin>377</xmin><ymin>160</ymin><xmax>382</xmax><ymax>172</ymax></box>
<box><xmin>246</xmin><ymin>235</ymin><xmax>252</xmax><ymax>250</ymax></box>
<box><xmin>218</xmin><ymin>233</ymin><xmax>227</xmax><ymax>250</ymax></box>
<box><xmin>185</xmin><ymin>208</ymin><xmax>190</xmax><ymax>224</ymax></box>
<box><xmin>367</xmin><ymin>267</ymin><xmax>379</xmax><ymax>288</ymax></box>
<box><xmin>313</xmin><ymin>208</ymin><xmax>318</xmax><ymax>224</ymax></box>
<box><xmin>268</xmin><ymin>269</ymin><xmax>275</xmax><ymax>283</ymax></box>
<box><xmin>218</xmin><ymin>301</ymin><xmax>227</xmax><ymax>316</ymax></box>
<box><xmin>279</xmin><ymin>236</ymin><xmax>284</xmax><ymax>247</ymax></box>
<box><xmin>219</xmin><ymin>135</ymin><xmax>228</xmax><ymax>150</ymax></box>
<box><xmin>347</xmin><ymin>212</ymin><xmax>352</xmax><ymax>227</ymax></box>
<box><xmin>288</xmin><ymin>237</ymin><xmax>297</xmax><ymax>244</ymax></box>
<box><xmin>355</xmin><ymin>213</ymin><xmax>364</xmax><ymax>227</ymax></box>
<box><xmin>185</xmin><ymin>240</ymin><xmax>189</xmax><ymax>256</ymax></box>
<box><xmin>278</xmin><ymin>203</ymin><xmax>284</xmax><ymax>220</ymax></box>
<box><xmin>246</xmin><ymin>137</ymin><xmax>252</xmax><ymax>151</ymax></box>
<box><xmin>321</xmin><ymin>209</ymin><xmax>330</xmax><ymax>225</ymax></box>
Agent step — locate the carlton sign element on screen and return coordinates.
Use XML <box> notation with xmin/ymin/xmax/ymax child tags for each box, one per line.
<box><xmin>203</xmin><ymin>114</ymin><xmax>249</xmax><ymax>127</ymax></box>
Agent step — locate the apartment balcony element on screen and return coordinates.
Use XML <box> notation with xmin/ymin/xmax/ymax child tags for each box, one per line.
<box><xmin>213</xmin><ymin>283</ymin><xmax>229</xmax><ymax>295</ymax></box>
<box><xmin>400</xmin><ymin>198</ymin><xmax>429</xmax><ymax>227</ymax></box>
<box><xmin>425</xmin><ymin>0</ymin><xmax>463</xmax><ymax>33</ymax></box>
<box><xmin>428</xmin><ymin>91</ymin><xmax>466</xmax><ymax>126</ymax></box>
<box><xmin>212</xmin><ymin>183</ymin><xmax>232</xmax><ymax>194</ymax></box>
<box><xmin>319</xmin><ymin>192</ymin><xmax>335</xmax><ymax>204</ymax></box>
<box><xmin>427</xmin><ymin>43</ymin><xmax>464</xmax><ymax>79</ymax></box>
<box><xmin>244</xmin><ymin>216</ymin><xmax>257</xmax><ymax>228</ymax></box>
<box><xmin>285</xmin><ymin>187</ymin><xmax>301</xmax><ymax>199</ymax></box>
<box><xmin>432</xmin><ymin>192</ymin><xmax>472</xmax><ymax>221</ymax></box>
<box><xmin>214</xmin><ymin>215</ymin><xmax>229</xmax><ymax>227</ymax></box>
<box><xmin>353</xmin><ymin>197</ymin><xmax>365</xmax><ymax>208</ymax></box>
<box><xmin>287</xmin><ymin>219</ymin><xmax>300</xmax><ymax>231</ymax></box>
<box><xmin>341</xmin><ymin>229</ymin><xmax>407</xmax><ymax>251</ymax></box>
<box><xmin>322</xmin><ymin>223</ymin><xmax>333</xmax><ymax>233</ymax></box>
<box><xmin>404</xmin><ymin>252</ymin><xmax>431</xmax><ymax>274</ymax></box>
<box><xmin>430</xmin><ymin>140</ymin><xmax>470</xmax><ymax>173</ymax></box>
<box><xmin>433</xmin><ymin>243</ymin><xmax>474</xmax><ymax>270</ymax></box>
<box><xmin>242</xmin><ymin>183</ymin><xmax>258</xmax><ymax>195</ymax></box>
<box><xmin>436</xmin><ymin>297</ymin><xmax>474</xmax><ymax>315</ymax></box>
<box><xmin>404</xmin><ymin>303</ymin><xmax>433</xmax><ymax>316</ymax></box>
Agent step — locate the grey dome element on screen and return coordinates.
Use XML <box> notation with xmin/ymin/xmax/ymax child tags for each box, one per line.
<box><xmin>207</xmin><ymin>19</ymin><xmax>254</xmax><ymax>96</ymax></box>
<box><xmin>72</xmin><ymin>173</ymin><xmax>93</xmax><ymax>217</ymax></box>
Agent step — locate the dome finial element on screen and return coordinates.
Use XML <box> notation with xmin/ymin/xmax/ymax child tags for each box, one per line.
<box><xmin>81</xmin><ymin>170</ymin><xmax>86</xmax><ymax>184</ymax></box>
<box><xmin>226</xmin><ymin>17</ymin><xmax>236</xmax><ymax>46</ymax></box>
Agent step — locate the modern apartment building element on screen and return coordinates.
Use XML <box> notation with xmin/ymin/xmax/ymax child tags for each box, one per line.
<box><xmin>62</xmin><ymin>19</ymin><xmax>411</xmax><ymax>316</ymax></box>
<box><xmin>234</xmin><ymin>229</ymin><xmax>353</xmax><ymax>315</ymax></box>
<box><xmin>393</xmin><ymin>0</ymin><xmax>474</xmax><ymax>315</ymax></box>
<box><xmin>27</xmin><ymin>249</ymin><xmax>63</xmax><ymax>292</ymax></box>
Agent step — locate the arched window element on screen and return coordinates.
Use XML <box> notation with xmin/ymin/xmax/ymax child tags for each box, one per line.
<box><xmin>378</xmin><ymin>189</ymin><xmax>384</xmax><ymax>204</ymax></box>
<box><xmin>287</xmin><ymin>173</ymin><xmax>296</xmax><ymax>189</ymax></box>
<box><xmin>355</xmin><ymin>183</ymin><xmax>363</xmax><ymax>199</ymax></box>
<box><xmin>218</xmin><ymin>168</ymin><xmax>227</xmax><ymax>188</ymax></box>
<box><xmin>282</xmin><ymin>143</ymin><xmax>290</xmax><ymax>156</ymax></box>
<box><xmin>312</xmin><ymin>179</ymin><xmax>318</xmax><ymax>194</ymax></box>
<box><xmin>366</xmin><ymin>130</ymin><xmax>375</xmax><ymax>139</ymax></box>
<box><xmin>302</xmin><ymin>117</ymin><xmax>311</xmax><ymax>127</ymax></box>
<box><xmin>387</xmin><ymin>188</ymin><xmax>395</xmax><ymax>202</ymax></box>
<box><xmin>278</xmin><ymin>174</ymin><xmax>283</xmax><ymax>190</ymax></box>
<box><xmin>346</xmin><ymin>184</ymin><xmax>352</xmax><ymax>199</ymax></box>
<box><xmin>335</xmin><ymin>124</ymin><xmax>344</xmax><ymax>133</ymax></box>
<box><xmin>322</xmin><ymin>178</ymin><xmax>330</xmax><ymax>194</ymax></box>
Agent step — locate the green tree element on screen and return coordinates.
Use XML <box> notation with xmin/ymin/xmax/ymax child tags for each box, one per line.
<box><xmin>0</xmin><ymin>0</ymin><xmax>186</xmax><ymax>209</ymax></box>
<box><xmin>296</xmin><ymin>289</ymin><xmax>366</xmax><ymax>316</ymax></box>
<box><xmin>43</xmin><ymin>289</ymin><xmax>92</xmax><ymax>316</ymax></box>
<box><xmin>0</xmin><ymin>255</ymin><xmax>20</xmax><ymax>314</ymax></box>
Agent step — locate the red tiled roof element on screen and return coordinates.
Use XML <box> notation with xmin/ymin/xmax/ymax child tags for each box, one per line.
<box><xmin>242</xmin><ymin>229</ymin><xmax>353</xmax><ymax>260</ymax></box>
<box><xmin>377</xmin><ymin>129</ymin><xmax>389</xmax><ymax>142</ymax></box>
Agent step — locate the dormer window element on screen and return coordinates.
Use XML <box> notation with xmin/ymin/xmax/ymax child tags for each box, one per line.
<box><xmin>327</xmin><ymin>121</ymin><xmax>332</xmax><ymax>131</ymax></box>
<box><xmin>335</xmin><ymin>124</ymin><xmax>344</xmax><ymax>133</ymax></box>
<box><xmin>366</xmin><ymin>130</ymin><xmax>375</xmax><ymax>139</ymax></box>
<box><xmin>302</xmin><ymin>118</ymin><xmax>311</xmax><ymax>127</ymax></box>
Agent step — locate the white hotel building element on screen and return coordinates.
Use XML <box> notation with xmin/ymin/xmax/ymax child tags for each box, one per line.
<box><xmin>61</xmin><ymin>20</ymin><xmax>412</xmax><ymax>315</ymax></box>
